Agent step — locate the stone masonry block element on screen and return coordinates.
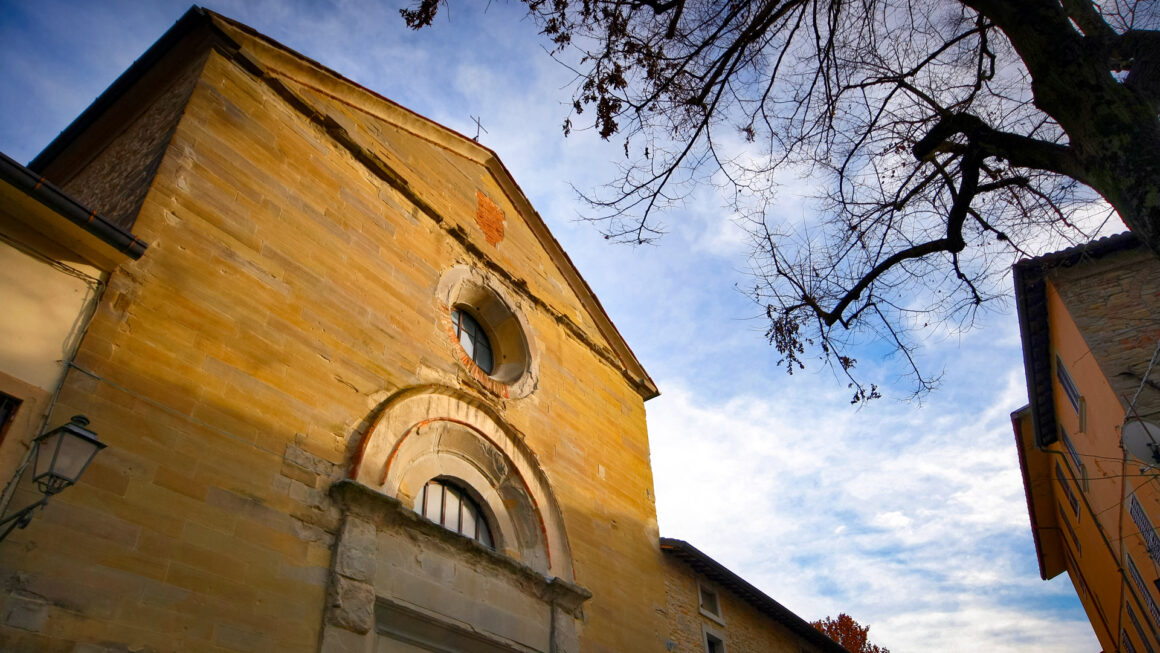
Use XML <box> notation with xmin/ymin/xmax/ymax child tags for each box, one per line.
<box><xmin>335</xmin><ymin>517</ymin><xmax>376</xmax><ymax>582</ymax></box>
<box><xmin>552</xmin><ymin>604</ymin><xmax>581</xmax><ymax>653</ymax></box>
<box><xmin>280</xmin><ymin>561</ymin><xmax>330</xmax><ymax>588</ymax></box>
<box><xmin>326</xmin><ymin>575</ymin><xmax>374</xmax><ymax>635</ymax></box>
<box><xmin>3</xmin><ymin>594</ymin><xmax>47</xmax><ymax>632</ymax></box>
<box><xmin>319</xmin><ymin>624</ymin><xmax>374</xmax><ymax>653</ymax></box>
<box><xmin>271</xmin><ymin>474</ymin><xmax>292</xmax><ymax>496</ymax></box>
<box><xmin>204</xmin><ymin>486</ymin><xmax>293</xmax><ymax>533</ymax></box>
<box><xmin>214</xmin><ymin>622</ymin><xmax>264</xmax><ymax>652</ymax></box>
<box><xmin>280</xmin><ymin>459</ymin><xmax>317</xmax><ymax>486</ymax></box>
<box><xmin>285</xmin><ymin>442</ymin><xmax>340</xmax><ymax>474</ymax></box>
<box><xmin>293</xmin><ymin>517</ymin><xmax>334</xmax><ymax>547</ymax></box>
<box><xmin>288</xmin><ymin>479</ymin><xmax>326</xmax><ymax>509</ymax></box>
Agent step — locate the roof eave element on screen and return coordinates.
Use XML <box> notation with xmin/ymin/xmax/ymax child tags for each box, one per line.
<box><xmin>1011</xmin><ymin>408</ymin><xmax>1050</xmax><ymax>580</ymax></box>
<box><xmin>0</xmin><ymin>151</ymin><xmax>147</xmax><ymax>267</ymax></box>
<box><xmin>1012</xmin><ymin>232</ymin><xmax>1142</xmax><ymax>448</ymax></box>
<box><xmin>1013</xmin><ymin>261</ymin><xmax>1057</xmax><ymax>448</ymax></box>
<box><xmin>660</xmin><ymin>537</ymin><xmax>848</xmax><ymax>653</ymax></box>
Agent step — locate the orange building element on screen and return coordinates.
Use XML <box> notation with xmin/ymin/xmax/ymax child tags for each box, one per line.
<box><xmin>0</xmin><ymin>7</ymin><xmax>847</xmax><ymax>652</ymax></box>
<box><xmin>1013</xmin><ymin>233</ymin><xmax>1160</xmax><ymax>652</ymax></box>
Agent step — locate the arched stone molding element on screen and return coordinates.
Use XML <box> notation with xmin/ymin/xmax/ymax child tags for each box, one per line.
<box><xmin>437</xmin><ymin>265</ymin><xmax>540</xmax><ymax>398</ymax></box>
<box><xmin>350</xmin><ymin>385</ymin><xmax>573</xmax><ymax>580</ymax></box>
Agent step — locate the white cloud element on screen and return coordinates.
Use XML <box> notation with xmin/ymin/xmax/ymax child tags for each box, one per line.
<box><xmin>649</xmin><ymin>362</ymin><xmax>1097</xmax><ymax>652</ymax></box>
<box><xmin>872</xmin><ymin>510</ymin><xmax>913</xmax><ymax>530</ymax></box>
<box><xmin>0</xmin><ymin>3</ymin><xmax>1101</xmax><ymax>651</ymax></box>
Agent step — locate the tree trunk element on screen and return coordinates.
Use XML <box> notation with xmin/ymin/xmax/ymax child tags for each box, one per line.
<box><xmin>962</xmin><ymin>0</ymin><xmax>1160</xmax><ymax>257</ymax></box>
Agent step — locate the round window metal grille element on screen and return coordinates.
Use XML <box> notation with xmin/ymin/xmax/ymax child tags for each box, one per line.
<box><xmin>451</xmin><ymin>308</ymin><xmax>494</xmax><ymax>374</ymax></box>
<box><xmin>414</xmin><ymin>478</ymin><xmax>494</xmax><ymax>548</ymax></box>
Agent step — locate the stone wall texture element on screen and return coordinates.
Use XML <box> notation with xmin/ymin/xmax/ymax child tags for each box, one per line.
<box><xmin>0</xmin><ymin>12</ymin><xmax>831</xmax><ymax>653</ymax></box>
<box><xmin>53</xmin><ymin>51</ymin><xmax>208</xmax><ymax>231</ymax></box>
<box><xmin>661</xmin><ymin>556</ymin><xmax>822</xmax><ymax>653</ymax></box>
<box><xmin>0</xmin><ymin>17</ymin><xmax>665</xmax><ymax>653</ymax></box>
<box><xmin>1052</xmin><ymin>246</ymin><xmax>1160</xmax><ymax>424</ymax></box>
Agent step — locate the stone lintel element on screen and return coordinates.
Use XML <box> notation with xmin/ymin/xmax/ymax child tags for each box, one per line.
<box><xmin>540</xmin><ymin>578</ymin><xmax>593</xmax><ymax>616</ymax></box>
<box><xmin>329</xmin><ymin>479</ymin><xmax>592</xmax><ymax>613</ymax></box>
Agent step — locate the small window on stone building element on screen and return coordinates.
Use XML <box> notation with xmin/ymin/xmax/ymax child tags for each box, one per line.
<box><xmin>451</xmin><ymin>308</ymin><xmax>494</xmax><ymax>374</ymax></box>
<box><xmin>415</xmin><ymin>479</ymin><xmax>494</xmax><ymax>549</ymax></box>
<box><xmin>705</xmin><ymin>632</ymin><xmax>726</xmax><ymax>653</ymax></box>
<box><xmin>700</xmin><ymin>584</ymin><xmax>721</xmax><ymax>618</ymax></box>
<box><xmin>439</xmin><ymin>268</ymin><xmax>538</xmax><ymax>396</ymax></box>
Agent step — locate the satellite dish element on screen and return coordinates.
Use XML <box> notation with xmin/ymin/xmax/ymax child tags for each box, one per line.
<box><xmin>1123</xmin><ymin>420</ymin><xmax>1160</xmax><ymax>467</ymax></box>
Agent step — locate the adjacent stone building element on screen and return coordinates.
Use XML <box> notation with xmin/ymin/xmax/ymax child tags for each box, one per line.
<box><xmin>661</xmin><ymin>539</ymin><xmax>844</xmax><ymax>653</ymax></box>
<box><xmin>0</xmin><ymin>7</ymin><xmax>847</xmax><ymax>653</ymax></box>
<box><xmin>1013</xmin><ymin>233</ymin><xmax>1160</xmax><ymax>653</ymax></box>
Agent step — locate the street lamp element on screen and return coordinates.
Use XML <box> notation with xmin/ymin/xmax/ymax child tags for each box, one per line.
<box><xmin>0</xmin><ymin>415</ymin><xmax>106</xmax><ymax>542</ymax></box>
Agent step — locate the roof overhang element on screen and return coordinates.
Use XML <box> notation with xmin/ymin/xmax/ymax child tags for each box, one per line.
<box><xmin>660</xmin><ymin>537</ymin><xmax>847</xmax><ymax>653</ymax></box>
<box><xmin>0</xmin><ymin>151</ymin><xmax>147</xmax><ymax>269</ymax></box>
<box><xmin>1011</xmin><ymin>407</ymin><xmax>1066</xmax><ymax>580</ymax></box>
<box><xmin>1013</xmin><ymin>232</ymin><xmax>1139</xmax><ymax>447</ymax></box>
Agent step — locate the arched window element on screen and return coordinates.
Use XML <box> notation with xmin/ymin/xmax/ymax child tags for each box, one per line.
<box><xmin>451</xmin><ymin>308</ymin><xmax>494</xmax><ymax>374</ymax></box>
<box><xmin>415</xmin><ymin>479</ymin><xmax>494</xmax><ymax>548</ymax></box>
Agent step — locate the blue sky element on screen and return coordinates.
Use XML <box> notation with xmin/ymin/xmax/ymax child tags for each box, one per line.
<box><xmin>0</xmin><ymin>1</ymin><xmax>1102</xmax><ymax>650</ymax></box>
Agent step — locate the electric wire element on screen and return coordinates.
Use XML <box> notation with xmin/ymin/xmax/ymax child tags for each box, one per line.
<box><xmin>0</xmin><ymin>245</ymin><xmax>104</xmax><ymax>515</ymax></box>
<box><xmin>1129</xmin><ymin>339</ymin><xmax>1160</xmax><ymax>416</ymax></box>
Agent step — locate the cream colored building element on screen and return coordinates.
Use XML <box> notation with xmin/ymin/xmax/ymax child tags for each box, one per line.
<box><xmin>0</xmin><ymin>150</ymin><xmax>147</xmax><ymax>508</ymax></box>
<box><xmin>0</xmin><ymin>8</ymin><xmax>845</xmax><ymax>653</ymax></box>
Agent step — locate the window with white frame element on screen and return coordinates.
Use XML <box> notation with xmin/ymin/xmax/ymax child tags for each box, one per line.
<box><xmin>699</xmin><ymin>582</ymin><xmax>726</xmax><ymax>624</ymax></box>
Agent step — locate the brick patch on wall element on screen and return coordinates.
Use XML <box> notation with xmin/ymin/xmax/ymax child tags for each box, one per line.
<box><xmin>475</xmin><ymin>191</ymin><xmax>505</xmax><ymax>246</ymax></box>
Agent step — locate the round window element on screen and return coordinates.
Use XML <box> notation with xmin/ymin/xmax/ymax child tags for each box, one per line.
<box><xmin>438</xmin><ymin>267</ymin><xmax>538</xmax><ymax>397</ymax></box>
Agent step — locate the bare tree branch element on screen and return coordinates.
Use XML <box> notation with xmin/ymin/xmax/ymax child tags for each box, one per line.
<box><xmin>403</xmin><ymin>0</ymin><xmax>1160</xmax><ymax>401</ymax></box>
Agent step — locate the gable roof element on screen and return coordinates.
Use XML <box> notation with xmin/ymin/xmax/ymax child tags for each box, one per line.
<box><xmin>30</xmin><ymin>6</ymin><xmax>658</xmax><ymax>400</ymax></box>
<box><xmin>660</xmin><ymin>538</ymin><xmax>848</xmax><ymax>653</ymax></box>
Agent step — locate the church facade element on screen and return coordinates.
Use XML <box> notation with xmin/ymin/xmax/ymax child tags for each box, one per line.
<box><xmin>0</xmin><ymin>8</ymin><xmax>844</xmax><ymax>653</ymax></box>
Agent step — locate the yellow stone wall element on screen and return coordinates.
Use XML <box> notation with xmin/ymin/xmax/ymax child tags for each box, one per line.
<box><xmin>1</xmin><ymin>16</ymin><xmax>665</xmax><ymax>653</ymax></box>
